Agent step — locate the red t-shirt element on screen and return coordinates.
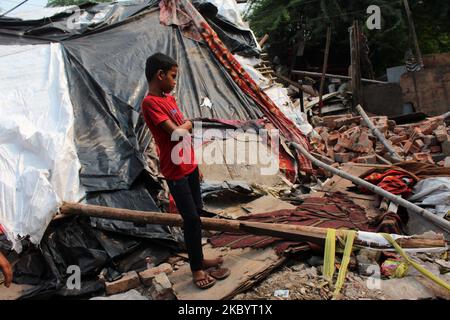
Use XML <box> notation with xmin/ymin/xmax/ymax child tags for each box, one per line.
<box><xmin>141</xmin><ymin>94</ymin><xmax>197</xmax><ymax>180</ymax></box>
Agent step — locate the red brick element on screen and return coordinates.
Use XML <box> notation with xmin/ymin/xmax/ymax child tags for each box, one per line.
<box><xmin>413</xmin><ymin>152</ymin><xmax>434</xmax><ymax>164</ymax></box>
<box><xmin>389</xmin><ymin>134</ymin><xmax>408</xmax><ymax>145</ymax></box>
<box><xmin>334</xmin><ymin>153</ymin><xmax>353</xmax><ymax>163</ymax></box>
<box><xmin>403</xmin><ymin>140</ymin><xmax>414</xmax><ymax>154</ymax></box>
<box><xmin>353</xmin><ymin>155</ymin><xmax>377</xmax><ymax>164</ymax></box>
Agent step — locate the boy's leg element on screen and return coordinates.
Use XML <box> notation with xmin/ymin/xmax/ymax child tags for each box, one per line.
<box><xmin>187</xmin><ymin>167</ymin><xmax>224</xmax><ymax>269</ymax></box>
<box><xmin>167</xmin><ymin>175</ymin><xmax>203</xmax><ymax>272</ymax></box>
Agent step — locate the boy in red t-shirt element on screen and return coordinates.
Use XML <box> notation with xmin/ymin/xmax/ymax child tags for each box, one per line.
<box><xmin>141</xmin><ymin>53</ymin><xmax>230</xmax><ymax>289</ymax></box>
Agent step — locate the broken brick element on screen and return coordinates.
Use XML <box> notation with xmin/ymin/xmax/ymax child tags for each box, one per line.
<box><xmin>403</xmin><ymin>140</ymin><xmax>414</xmax><ymax>154</ymax></box>
<box><xmin>414</xmin><ymin>139</ymin><xmax>425</xmax><ymax>150</ymax></box>
<box><xmin>138</xmin><ymin>263</ymin><xmax>173</xmax><ymax>287</ymax></box>
<box><xmin>434</xmin><ymin>126</ymin><xmax>449</xmax><ymax>143</ymax></box>
<box><xmin>389</xmin><ymin>134</ymin><xmax>408</xmax><ymax>145</ymax></box>
<box><xmin>105</xmin><ymin>271</ymin><xmax>141</xmax><ymax>296</ymax></box>
<box><xmin>413</xmin><ymin>152</ymin><xmax>434</xmax><ymax>164</ymax></box>
<box><xmin>333</xmin><ymin>116</ymin><xmax>361</xmax><ymax>130</ymax></box>
<box><xmin>334</xmin><ymin>152</ymin><xmax>353</xmax><ymax>163</ymax></box>
<box><xmin>149</xmin><ymin>273</ymin><xmax>175</xmax><ymax>300</ymax></box>
<box><xmin>353</xmin><ymin>154</ymin><xmax>377</xmax><ymax>164</ymax></box>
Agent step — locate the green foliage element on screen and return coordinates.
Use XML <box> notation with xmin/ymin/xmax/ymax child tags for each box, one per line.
<box><xmin>246</xmin><ymin>0</ymin><xmax>450</xmax><ymax>75</ymax></box>
<box><xmin>46</xmin><ymin>0</ymin><xmax>111</xmax><ymax>7</ymax></box>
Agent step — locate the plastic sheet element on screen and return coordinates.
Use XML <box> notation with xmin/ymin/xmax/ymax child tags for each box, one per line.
<box><xmin>0</xmin><ymin>43</ymin><xmax>84</xmax><ymax>251</ymax></box>
<box><xmin>408</xmin><ymin>177</ymin><xmax>450</xmax><ymax>218</ymax></box>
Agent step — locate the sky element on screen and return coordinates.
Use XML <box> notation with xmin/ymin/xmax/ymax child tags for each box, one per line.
<box><xmin>1</xmin><ymin>0</ymin><xmax>48</xmax><ymax>13</ymax></box>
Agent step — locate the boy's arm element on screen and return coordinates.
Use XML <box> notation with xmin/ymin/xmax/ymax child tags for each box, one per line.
<box><xmin>159</xmin><ymin>119</ymin><xmax>192</xmax><ymax>136</ymax></box>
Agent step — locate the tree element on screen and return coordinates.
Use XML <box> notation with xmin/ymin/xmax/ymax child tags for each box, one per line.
<box><xmin>245</xmin><ymin>0</ymin><xmax>450</xmax><ymax>76</ymax></box>
<box><xmin>46</xmin><ymin>0</ymin><xmax>111</xmax><ymax>7</ymax></box>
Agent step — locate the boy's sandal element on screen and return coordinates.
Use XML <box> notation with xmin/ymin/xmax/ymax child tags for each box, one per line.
<box><xmin>193</xmin><ymin>274</ymin><xmax>216</xmax><ymax>289</ymax></box>
<box><xmin>206</xmin><ymin>267</ymin><xmax>231</xmax><ymax>280</ymax></box>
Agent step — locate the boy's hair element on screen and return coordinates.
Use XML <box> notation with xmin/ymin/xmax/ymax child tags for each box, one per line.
<box><xmin>145</xmin><ymin>53</ymin><xmax>177</xmax><ymax>82</ymax></box>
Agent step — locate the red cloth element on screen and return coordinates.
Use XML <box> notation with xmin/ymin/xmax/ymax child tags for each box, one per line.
<box><xmin>361</xmin><ymin>169</ymin><xmax>415</xmax><ymax>197</ymax></box>
<box><xmin>141</xmin><ymin>94</ymin><xmax>197</xmax><ymax>180</ymax></box>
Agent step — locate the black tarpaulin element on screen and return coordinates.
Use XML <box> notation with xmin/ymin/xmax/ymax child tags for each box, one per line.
<box><xmin>62</xmin><ymin>8</ymin><xmax>262</xmax><ymax>192</ymax></box>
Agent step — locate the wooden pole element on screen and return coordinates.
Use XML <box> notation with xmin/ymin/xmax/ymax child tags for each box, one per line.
<box><xmin>60</xmin><ymin>203</ymin><xmax>447</xmax><ymax>249</ymax></box>
<box><xmin>402</xmin><ymin>0</ymin><xmax>424</xmax><ymax>68</ymax></box>
<box><xmin>356</xmin><ymin>104</ymin><xmax>403</xmax><ymax>162</ymax></box>
<box><xmin>258</xmin><ymin>34</ymin><xmax>269</xmax><ymax>48</ymax></box>
<box><xmin>318</xmin><ymin>26</ymin><xmax>332</xmax><ymax>116</ymax></box>
<box><xmin>291</xmin><ymin>70</ymin><xmax>386</xmax><ymax>84</ymax></box>
<box><xmin>290</xmin><ymin>142</ymin><xmax>450</xmax><ymax>234</ymax></box>
<box><xmin>350</xmin><ymin>21</ymin><xmax>363</xmax><ymax>109</ymax></box>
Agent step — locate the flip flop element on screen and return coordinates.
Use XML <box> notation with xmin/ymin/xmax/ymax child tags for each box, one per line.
<box><xmin>193</xmin><ymin>274</ymin><xmax>216</xmax><ymax>289</ymax></box>
<box><xmin>206</xmin><ymin>267</ymin><xmax>231</xmax><ymax>280</ymax></box>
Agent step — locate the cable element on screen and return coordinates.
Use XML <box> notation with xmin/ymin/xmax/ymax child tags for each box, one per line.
<box><xmin>0</xmin><ymin>0</ymin><xmax>31</xmax><ymax>17</ymax></box>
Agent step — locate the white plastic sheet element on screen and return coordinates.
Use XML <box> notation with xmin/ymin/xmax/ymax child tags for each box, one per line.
<box><xmin>0</xmin><ymin>43</ymin><xmax>84</xmax><ymax>251</ymax></box>
<box><xmin>408</xmin><ymin>177</ymin><xmax>450</xmax><ymax>218</ymax></box>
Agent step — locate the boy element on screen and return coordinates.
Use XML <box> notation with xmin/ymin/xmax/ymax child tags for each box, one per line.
<box><xmin>141</xmin><ymin>53</ymin><xmax>230</xmax><ymax>289</ymax></box>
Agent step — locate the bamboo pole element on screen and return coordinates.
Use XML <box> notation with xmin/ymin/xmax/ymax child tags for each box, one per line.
<box><xmin>356</xmin><ymin>104</ymin><xmax>403</xmax><ymax>162</ymax></box>
<box><xmin>318</xmin><ymin>25</ymin><xmax>332</xmax><ymax>116</ymax></box>
<box><xmin>60</xmin><ymin>202</ymin><xmax>446</xmax><ymax>249</ymax></box>
<box><xmin>290</xmin><ymin>142</ymin><xmax>450</xmax><ymax>234</ymax></box>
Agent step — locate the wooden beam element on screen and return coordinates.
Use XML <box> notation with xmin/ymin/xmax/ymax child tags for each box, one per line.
<box><xmin>402</xmin><ymin>0</ymin><xmax>424</xmax><ymax>68</ymax></box>
<box><xmin>60</xmin><ymin>202</ymin><xmax>447</xmax><ymax>249</ymax></box>
<box><xmin>291</xmin><ymin>70</ymin><xmax>387</xmax><ymax>84</ymax></box>
<box><xmin>319</xmin><ymin>25</ymin><xmax>332</xmax><ymax>116</ymax></box>
<box><xmin>350</xmin><ymin>21</ymin><xmax>363</xmax><ymax>108</ymax></box>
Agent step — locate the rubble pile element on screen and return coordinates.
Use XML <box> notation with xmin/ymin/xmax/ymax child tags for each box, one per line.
<box><xmin>310</xmin><ymin>114</ymin><xmax>450</xmax><ymax>166</ymax></box>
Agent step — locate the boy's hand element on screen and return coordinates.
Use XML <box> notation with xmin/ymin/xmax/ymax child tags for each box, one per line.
<box><xmin>0</xmin><ymin>252</ymin><xmax>12</xmax><ymax>288</ymax></box>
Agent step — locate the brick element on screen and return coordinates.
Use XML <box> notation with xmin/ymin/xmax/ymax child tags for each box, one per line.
<box><xmin>322</xmin><ymin>115</ymin><xmax>349</xmax><ymax>128</ymax></box>
<box><xmin>413</xmin><ymin>152</ymin><xmax>434</xmax><ymax>164</ymax></box>
<box><xmin>389</xmin><ymin>134</ymin><xmax>408</xmax><ymax>145</ymax></box>
<box><xmin>138</xmin><ymin>263</ymin><xmax>173</xmax><ymax>287</ymax></box>
<box><xmin>423</xmin><ymin>135</ymin><xmax>438</xmax><ymax>146</ymax></box>
<box><xmin>149</xmin><ymin>273</ymin><xmax>175</xmax><ymax>300</ymax></box>
<box><xmin>105</xmin><ymin>271</ymin><xmax>141</xmax><ymax>296</ymax></box>
<box><xmin>353</xmin><ymin>154</ymin><xmax>377</xmax><ymax>164</ymax></box>
<box><xmin>327</xmin><ymin>132</ymin><xmax>340</xmax><ymax>145</ymax></box>
<box><xmin>333</xmin><ymin>116</ymin><xmax>361</xmax><ymax>129</ymax></box>
<box><xmin>414</xmin><ymin>139</ymin><xmax>425</xmax><ymax>149</ymax></box>
<box><xmin>434</xmin><ymin>126</ymin><xmax>449</xmax><ymax>143</ymax></box>
<box><xmin>334</xmin><ymin>144</ymin><xmax>345</xmax><ymax>153</ymax></box>
<box><xmin>420</xmin><ymin>120</ymin><xmax>441</xmax><ymax>135</ymax></box>
<box><xmin>334</xmin><ymin>152</ymin><xmax>353</xmax><ymax>163</ymax></box>
<box><xmin>403</xmin><ymin>140</ymin><xmax>414</xmax><ymax>154</ymax></box>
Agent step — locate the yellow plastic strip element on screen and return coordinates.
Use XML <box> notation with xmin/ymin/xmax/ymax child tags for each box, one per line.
<box><xmin>332</xmin><ymin>230</ymin><xmax>356</xmax><ymax>300</ymax></box>
<box><xmin>381</xmin><ymin>233</ymin><xmax>450</xmax><ymax>292</ymax></box>
<box><xmin>323</xmin><ymin>228</ymin><xmax>336</xmax><ymax>282</ymax></box>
